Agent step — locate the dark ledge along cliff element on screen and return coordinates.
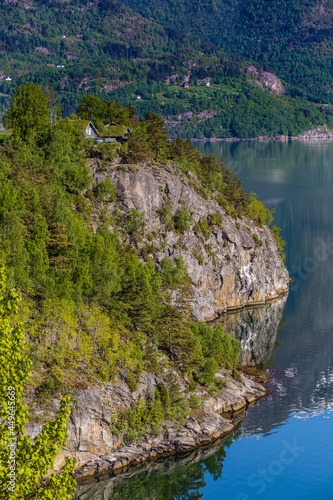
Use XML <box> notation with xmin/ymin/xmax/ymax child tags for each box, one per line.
<box><xmin>27</xmin><ymin>160</ymin><xmax>289</xmax><ymax>479</ymax></box>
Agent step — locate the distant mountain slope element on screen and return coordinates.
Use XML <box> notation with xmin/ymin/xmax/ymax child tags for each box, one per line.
<box><xmin>0</xmin><ymin>0</ymin><xmax>210</xmax><ymax>114</ymax></box>
<box><xmin>121</xmin><ymin>0</ymin><xmax>333</xmax><ymax>103</ymax></box>
<box><xmin>1</xmin><ymin>0</ymin><xmax>333</xmax><ymax>137</ymax></box>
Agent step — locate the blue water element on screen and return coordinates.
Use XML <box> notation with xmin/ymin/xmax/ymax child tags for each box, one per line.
<box><xmin>196</xmin><ymin>140</ymin><xmax>333</xmax><ymax>500</ymax></box>
<box><xmin>76</xmin><ymin>140</ymin><xmax>333</xmax><ymax>499</ymax></box>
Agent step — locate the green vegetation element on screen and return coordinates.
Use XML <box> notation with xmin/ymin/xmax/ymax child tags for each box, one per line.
<box><xmin>0</xmin><ymin>82</ymin><xmax>250</xmax><ymax>399</ymax></box>
<box><xmin>122</xmin><ymin>0</ymin><xmax>333</xmax><ymax>105</ymax></box>
<box><xmin>1</xmin><ymin>0</ymin><xmax>333</xmax><ymax>138</ymax></box>
<box><xmin>0</xmin><ymin>267</ymin><xmax>76</xmax><ymax>499</ymax></box>
<box><xmin>0</xmin><ymin>84</ymin><xmax>287</xmax><ymax>487</ymax></box>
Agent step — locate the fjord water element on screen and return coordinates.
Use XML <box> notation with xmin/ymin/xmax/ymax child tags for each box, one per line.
<box><xmin>77</xmin><ymin>140</ymin><xmax>333</xmax><ymax>499</ymax></box>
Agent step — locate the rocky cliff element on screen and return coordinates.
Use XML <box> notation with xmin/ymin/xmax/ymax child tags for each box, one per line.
<box><xmin>27</xmin><ymin>367</ymin><xmax>266</xmax><ymax>480</ymax></box>
<box><xmin>26</xmin><ymin>160</ymin><xmax>289</xmax><ymax>481</ymax></box>
<box><xmin>92</xmin><ymin>162</ymin><xmax>289</xmax><ymax>321</ymax></box>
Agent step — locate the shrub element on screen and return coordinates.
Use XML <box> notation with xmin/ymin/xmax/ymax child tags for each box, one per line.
<box><xmin>190</xmin><ymin>322</ymin><xmax>241</xmax><ymax>370</ymax></box>
<box><xmin>157</xmin><ymin>200</ymin><xmax>173</xmax><ymax>230</ymax></box>
<box><xmin>201</xmin><ymin>358</ymin><xmax>218</xmax><ymax>385</ymax></box>
<box><xmin>125</xmin><ymin>209</ymin><xmax>145</xmax><ymax>238</ymax></box>
<box><xmin>97</xmin><ymin>142</ymin><xmax>118</xmax><ymax>161</ymax></box>
<box><xmin>174</xmin><ymin>208</ymin><xmax>193</xmax><ymax>233</ymax></box>
<box><xmin>196</xmin><ymin>216</ymin><xmax>210</xmax><ymax>240</ymax></box>
<box><xmin>252</xmin><ymin>233</ymin><xmax>262</xmax><ymax>248</ymax></box>
<box><xmin>93</xmin><ymin>177</ymin><xmax>117</xmax><ymax>202</ymax></box>
<box><xmin>127</xmin><ymin>371</ymin><xmax>139</xmax><ymax>393</ymax></box>
<box><xmin>193</xmin><ymin>249</ymin><xmax>204</xmax><ymax>265</ymax></box>
<box><xmin>155</xmin><ymin>382</ymin><xmax>171</xmax><ymax>409</ymax></box>
<box><xmin>188</xmin><ymin>394</ymin><xmax>201</xmax><ymax>409</ymax></box>
<box><xmin>208</xmin><ymin>212</ymin><xmax>223</xmax><ymax>228</ymax></box>
<box><xmin>247</xmin><ymin>193</ymin><xmax>274</xmax><ymax>227</ymax></box>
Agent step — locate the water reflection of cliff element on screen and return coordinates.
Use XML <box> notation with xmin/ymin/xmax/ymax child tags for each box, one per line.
<box><xmin>216</xmin><ymin>295</ymin><xmax>288</xmax><ymax>367</ymax></box>
<box><xmin>75</xmin><ymin>431</ymin><xmax>238</xmax><ymax>500</ymax></box>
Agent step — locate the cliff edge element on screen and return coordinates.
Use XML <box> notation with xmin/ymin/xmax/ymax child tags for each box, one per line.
<box><xmin>93</xmin><ymin>162</ymin><xmax>289</xmax><ymax>321</ymax></box>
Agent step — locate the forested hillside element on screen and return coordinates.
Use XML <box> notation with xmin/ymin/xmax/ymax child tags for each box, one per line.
<box><xmin>0</xmin><ymin>84</ymin><xmax>290</xmax><ymax>493</ymax></box>
<box><xmin>122</xmin><ymin>0</ymin><xmax>333</xmax><ymax>103</ymax></box>
<box><xmin>1</xmin><ymin>0</ymin><xmax>333</xmax><ymax>137</ymax></box>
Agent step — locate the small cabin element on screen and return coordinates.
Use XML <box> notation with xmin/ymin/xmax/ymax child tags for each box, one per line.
<box><xmin>84</xmin><ymin>121</ymin><xmax>99</xmax><ymax>138</ymax></box>
<box><xmin>183</xmin><ymin>82</ymin><xmax>189</xmax><ymax>89</ymax></box>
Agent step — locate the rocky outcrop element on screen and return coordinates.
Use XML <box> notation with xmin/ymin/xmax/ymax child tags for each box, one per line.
<box><xmin>247</xmin><ymin>65</ymin><xmax>285</xmax><ymax>95</ymax></box>
<box><xmin>296</xmin><ymin>126</ymin><xmax>333</xmax><ymax>140</ymax></box>
<box><xmin>26</xmin><ymin>368</ymin><xmax>265</xmax><ymax>479</ymax></box>
<box><xmin>26</xmin><ymin>162</ymin><xmax>289</xmax><ymax>482</ymax></box>
<box><xmin>93</xmin><ymin>163</ymin><xmax>289</xmax><ymax>321</ymax></box>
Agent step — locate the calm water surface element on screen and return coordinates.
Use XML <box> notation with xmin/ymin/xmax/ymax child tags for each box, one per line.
<box><xmin>77</xmin><ymin>140</ymin><xmax>333</xmax><ymax>500</ymax></box>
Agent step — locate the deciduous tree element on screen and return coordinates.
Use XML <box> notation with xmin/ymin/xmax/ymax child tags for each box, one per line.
<box><xmin>0</xmin><ymin>266</ymin><xmax>76</xmax><ymax>499</ymax></box>
<box><xmin>4</xmin><ymin>83</ymin><xmax>49</xmax><ymax>142</ymax></box>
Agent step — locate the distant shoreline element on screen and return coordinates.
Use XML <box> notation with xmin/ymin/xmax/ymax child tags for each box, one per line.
<box><xmin>191</xmin><ymin>129</ymin><xmax>333</xmax><ymax>143</ymax></box>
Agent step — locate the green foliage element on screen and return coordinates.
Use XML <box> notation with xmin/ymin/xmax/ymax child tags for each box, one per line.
<box><xmin>193</xmin><ymin>249</ymin><xmax>204</xmax><ymax>265</ymax></box>
<box><xmin>208</xmin><ymin>212</ymin><xmax>223</xmax><ymax>228</ymax></box>
<box><xmin>124</xmin><ymin>133</ymin><xmax>154</xmax><ymax>163</ymax></box>
<box><xmin>0</xmin><ymin>267</ymin><xmax>76</xmax><ymax>499</ymax></box>
<box><xmin>155</xmin><ymin>382</ymin><xmax>171</xmax><ymax>409</ymax></box>
<box><xmin>247</xmin><ymin>193</ymin><xmax>274</xmax><ymax>227</ymax></box>
<box><xmin>124</xmin><ymin>209</ymin><xmax>145</xmax><ymax>239</ymax></box>
<box><xmin>174</xmin><ymin>208</ymin><xmax>193</xmax><ymax>233</ymax></box>
<box><xmin>195</xmin><ymin>216</ymin><xmax>210</xmax><ymax>240</ymax></box>
<box><xmin>77</xmin><ymin>96</ymin><xmax>130</xmax><ymax>125</ymax></box>
<box><xmin>271</xmin><ymin>225</ymin><xmax>286</xmax><ymax>262</ymax></box>
<box><xmin>111</xmin><ymin>388</ymin><xmax>171</xmax><ymax>443</ymax></box>
<box><xmin>157</xmin><ymin>200</ymin><xmax>173</xmax><ymax>230</ymax></box>
<box><xmin>188</xmin><ymin>393</ymin><xmax>201</xmax><ymax>409</ymax></box>
<box><xmin>96</xmin><ymin>142</ymin><xmax>119</xmax><ymax>162</ymax></box>
<box><xmin>191</xmin><ymin>322</ymin><xmax>241</xmax><ymax>371</ymax></box>
<box><xmin>93</xmin><ymin>177</ymin><xmax>117</xmax><ymax>202</ymax></box>
<box><xmin>201</xmin><ymin>358</ymin><xmax>218</xmax><ymax>385</ymax></box>
<box><xmin>26</xmin><ymin>299</ymin><xmax>131</xmax><ymax>382</ymax></box>
<box><xmin>252</xmin><ymin>233</ymin><xmax>262</xmax><ymax>249</ymax></box>
<box><xmin>160</xmin><ymin>257</ymin><xmax>191</xmax><ymax>289</ymax></box>
<box><xmin>127</xmin><ymin>372</ymin><xmax>139</xmax><ymax>393</ymax></box>
<box><xmin>4</xmin><ymin>83</ymin><xmax>49</xmax><ymax>143</ymax></box>
<box><xmin>0</xmin><ymin>89</ymin><xmax>283</xmax><ymax>449</ymax></box>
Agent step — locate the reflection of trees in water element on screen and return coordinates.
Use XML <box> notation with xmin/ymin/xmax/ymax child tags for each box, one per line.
<box><xmin>75</xmin><ymin>430</ymin><xmax>241</xmax><ymax>500</ymax></box>
<box><xmin>196</xmin><ymin>141</ymin><xmax>333</xmax><ymax>190</ymax></box>
<box><xmin>215</xmin><ymin>296</ymin><xmax>287</xmax><ymax>367</ymax></box>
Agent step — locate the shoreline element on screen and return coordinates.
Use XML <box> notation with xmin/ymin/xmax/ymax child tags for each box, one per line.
<box><xmin>71</xmin><ymin>292</ymin><xmax>289</xmax><ymax>484</ymax></box>
<box><xmin>73</xmin><ymin>371</ymin><xmax>268</xmax><ymax>483</ymax></box>
<box><xmin>191</xmin><ymin>132</ymin><xmax>333</xmax><ymax>143</ymax></box>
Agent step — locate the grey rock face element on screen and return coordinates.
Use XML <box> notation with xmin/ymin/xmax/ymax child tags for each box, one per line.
<box><xmin>47</xmin><ymin>368</ymin><xmax>265</xmax><ymax>478</ymax></box>
<box><xmin>94</xmin><ymin>163</ymin><xmax>289</xmax><ymax>321</ymax></box>
<box><xmin>31</xmin><ymin>368</ymin><xmax>266</xmax><ymax>477</ymax></box>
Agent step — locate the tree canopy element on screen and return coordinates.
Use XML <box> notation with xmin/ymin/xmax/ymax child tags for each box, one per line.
<box><xmin>4</xmin><ymin>83</ymin><xmax>49</xmax><ymax>142</ymax></box>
